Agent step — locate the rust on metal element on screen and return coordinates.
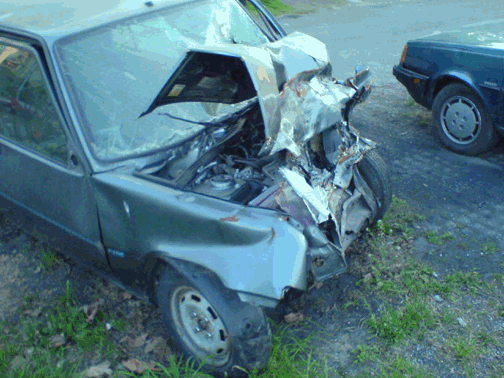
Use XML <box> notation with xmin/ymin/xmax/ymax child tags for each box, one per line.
<box><xmin>219</xmin><ymin>215</ymin><xmax>239</xmax><ymax>222</ymax></box>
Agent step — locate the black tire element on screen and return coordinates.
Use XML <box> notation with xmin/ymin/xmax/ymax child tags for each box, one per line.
<box><xmin>432</xmin><ymin>83</ymin><xmax>498</xmax><ymax>155</ymax></box>
<box><xmin>156</xmin><ymin>266</ymin><xmax>272</xmax><ymax>378</ymax></box>
<box><xmin>357</xmin><ymin>149</ymin><xmax>392</xmax><ymax>225</ymax></box>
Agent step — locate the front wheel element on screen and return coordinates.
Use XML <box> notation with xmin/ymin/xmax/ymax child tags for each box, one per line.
<box><xmin>432</xmin><ymin>83</ymin><xmax>498</xmax><ymax>155</ymax></box>
<box><xmin>156</xmin><ymin>266</ymin><xmax>272</xmax><ymax>377</ymax></box>
<box><xmin>357</xmin><ymin>149</ymin><xmax>392</xmax><ymax>225</ymax></box>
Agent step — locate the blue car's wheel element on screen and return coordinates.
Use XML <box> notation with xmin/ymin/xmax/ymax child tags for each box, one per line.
<box><xmin>432</xmin><ymin>83</ymin><xmax>498</xmax><ymax>155</ymax></box>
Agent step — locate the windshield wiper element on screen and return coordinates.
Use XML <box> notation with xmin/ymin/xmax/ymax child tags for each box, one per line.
<box><xmin>158</xmin><ymin>98</ymin><xmax>258</xmax><ymax>126</ymax></box>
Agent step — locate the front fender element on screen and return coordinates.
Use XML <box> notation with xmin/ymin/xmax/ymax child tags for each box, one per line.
<box><xmin>92</xmin><ymin>172</ymin><xmax>308</xmax><ymax>304</ymax></box>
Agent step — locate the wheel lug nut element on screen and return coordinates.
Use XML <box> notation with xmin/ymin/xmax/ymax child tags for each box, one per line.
<box><xmin>194</xmin><ymin>327</ymin><xmax>201</xmax><ymax>333</ymax></box>
<box><xmin>191</xmin><ymin>312</ymin><xmax>198</xmax><ymax>319</ymax></box>
<box><xmin>205</xmin><ymin>332</ymin><xmax>212</xmax><ymax>340</ymax></box>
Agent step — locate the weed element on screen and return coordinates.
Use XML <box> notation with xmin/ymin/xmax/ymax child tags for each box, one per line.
<box><xmin>247</xmin><ymin>0</ymin><xmax>294</xmax><ymax>15</ymax></box>
<box><xmin>448</xmin><ymin>335</ymin><xmax>479</xmax><ymax>363</ymax></box>
<box><xmin>498</xmin><ymin>306</ymin><xmax>504</xmax><ymax>317</ymax></box>
<box><xmin>406</xmin><ymin>98</ymin><xmax>416</xmax><ymax>107</ymax></box>
<box><xmin>39</xmin><ymin>244</ymin><xmax>60</xmax><ymax>271</ymax></box>
<box><xmin>457</xmin><ymin>242</ymin><xmax>468</xmax><ymax>249</ymax></box>
<box><xmin>381</xmin><ymin>355</ymin><xmax>433</xmax><ymax>378</ymax></box>
<box><xmin>476</xmin><ymin>331</ymin><xmax>501</xmax><ymax>347</ymax></box>
<box><xmin>371</xmin><ymin>197</ymin><xmax>425</xmax><ymax>236</ymax></box>
<box><xmin>425</xmin><ymin>230</ymin><xmax>440</xmax><ymax>245</ymax></box>
<box><xmin>368</xmin><ymin>298</ymin><xmax>436</xmax><ymax>344</ymax></box>
<box><xmin>493</xmin><ymin>273</ymin><xmax>504</xmax><ymax>284</ymax></box>
<box><xmin>445</xmin><ymin>270</ymin><xmax>481</xmax><ymax>294</ymax></box>
<box><xmin>341</xmin><ymin>300</ymin><xmax>358</xmax><ymax>311</ymax></box>
<box><xmin>425</xmin><ymin>231</ymin><xmax>454</xmax><ymax>245</ymax></box>
<box><xmin>352</xmin><ymin>344</ymin><xmax>380</xmax><ymax>363</ymax></box>
<box><xmin>482</xmin><ymin>240</ymin><xmax>498</xmax><ymax>255</ymax></box>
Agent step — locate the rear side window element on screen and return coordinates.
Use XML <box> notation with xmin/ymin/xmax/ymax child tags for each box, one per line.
<box><xmin>0</xmin><ymin>43</ymin><xmax>68</xmax><ymax>162</ymax></box>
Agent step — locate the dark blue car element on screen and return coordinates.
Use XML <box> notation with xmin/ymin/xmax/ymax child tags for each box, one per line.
<box><xmin>393</xmin><ymin>22</ymin><xmax>504</xmax><ymax>155</ymax></box>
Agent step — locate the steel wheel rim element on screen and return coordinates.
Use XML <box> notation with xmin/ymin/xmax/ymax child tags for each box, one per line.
<box><xmin>170</xmin><ymin>286</ymin><xmax>231</xmax><ymax>366</ymax></box>
<box><xmin>440</xmin><ymin>95</ymin><xmax>481</xmax><ymax>145</ymax></box>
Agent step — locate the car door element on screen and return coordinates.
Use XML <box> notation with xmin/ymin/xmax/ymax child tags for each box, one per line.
<box><xmin>0</xmin><ymin>38</ymin><xmax>110</xmax><ymax>272</ymax></box>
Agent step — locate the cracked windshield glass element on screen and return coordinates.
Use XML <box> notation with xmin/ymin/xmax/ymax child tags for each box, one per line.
<box><xmin>56</xmin><ymin>0</ymin><xmax>268</xmax><ymax>160</ymax></box>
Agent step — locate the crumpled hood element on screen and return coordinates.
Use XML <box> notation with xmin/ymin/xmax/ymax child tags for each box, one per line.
<box><xmin>142</xmin><ymin>32</ymin><xmax>356</xmax><ymax>156</ymax></box>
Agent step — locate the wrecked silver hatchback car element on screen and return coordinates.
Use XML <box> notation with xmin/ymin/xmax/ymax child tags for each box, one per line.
<box><xmin>0</xmin><ymin>0</ymin><xmax>391</xmax><ymax>376</ymax></box>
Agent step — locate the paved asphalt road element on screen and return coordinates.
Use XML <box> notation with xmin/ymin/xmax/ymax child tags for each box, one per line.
<box><xmin>281</xmin><ymin>0</ymin><xmax>504</xmax><ymax>276</ymax></box>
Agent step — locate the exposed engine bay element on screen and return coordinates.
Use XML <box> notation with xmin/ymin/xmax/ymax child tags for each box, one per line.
<box><xmin>140</xmin><ymin>62</ymin><xmax>388</xmax><ymax>283</ymax></box>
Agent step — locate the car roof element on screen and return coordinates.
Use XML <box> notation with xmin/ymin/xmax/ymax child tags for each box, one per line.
<box><xmin>0</xmin><ymin>0</ymin><xmax>193</xmax><ymax>37</ymax></box>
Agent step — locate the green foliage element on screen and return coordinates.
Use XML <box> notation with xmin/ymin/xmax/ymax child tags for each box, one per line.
<box><xmin>352</xmin><ymin>344</ymin><xmax>380</xmax><ymax>363</ymax></box>
<box><xmin>448</xmin><ymin>335</ymin><xmax>479</xmax><ymax>363</ymax></box>
<box><xmin>378</xmin><ymin>355</ymin><xmax>433</xmax><ymax>378</ymax></box>
<box><xmin>425</xmin><ymin>230</ymin><xmax>454</xmax><ymax>245</ymax></box>
<box><xmin>368</xmin><ymin>298</ymin><xmax>436</xmax><ymax>344</ymax></box>
<box><xmin>246</xmin><ymin>0</ymin><xmax>294</xmax><ymax>15</ymax></box>
<box><xmin>445</xmin><ymin>270</ymin><xmax>481</xmax><ymax>294</ymax></box>
<box><xmin>482</xmin><ymin>240</ymin><xmax>498</xmax><ymax>255</ymax></box>
<box><xmin>371</xmin><ymin>197</ymin><xmax>425</xmax><ymax>237</ymax></box>
<box><xmin>39</xmin><ymin>244</ymin><xmax>60</xmax><ymax>272</ymax></box>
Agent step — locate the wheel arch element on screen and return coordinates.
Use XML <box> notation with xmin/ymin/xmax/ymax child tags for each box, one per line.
<box><xmin>139</xmin><ymin>252</ymin><xmax>281</xmax><ymax>309</ymax></box>
<box><xmin>429</xmin><ymin>71</ymin><xmax>491</xmax><ymax>114</ymax></box>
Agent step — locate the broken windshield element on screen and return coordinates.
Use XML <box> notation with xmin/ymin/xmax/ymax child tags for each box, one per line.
<box><xmin>56</xmin><ymin>0</ymin><xmax>269</xmax><ymax>161</ymax></box>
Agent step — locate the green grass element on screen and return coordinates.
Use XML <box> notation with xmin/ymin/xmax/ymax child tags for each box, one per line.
<box><xmin>482</xmin><ymin>239</ymin><xmax>498</xmax><ymax>255</ymax></box>
<box><xmin>368</xmin><ymin>297</ymin><xmax>437</xmax><ymax>344</ymax></box>
<box><xmin>247</xmin><ymin>0</ymin><xmax>295</xmax><ymax>15</ymax></box>
<box><xmin>39</xmin><ymin>244</ymin><xmax>61</xmax><ymax>272</ymax></box>
<box><xmin>0</xmin><ymin>281</ymin><xmax>120</xmax><ymax>378</ymax></box>
<box><xmin>371</xmin><ymin>196</ymin><xmax>425</xmax><ymax>236</ymax></box>
<box><xmin>262</xmin><ymin>0</ymin><xmax>295</xmax><ymax>15</ymax></box>
<box><xmin>425</xmin><ymin>230</ymin><xmax>454</xmax><ymax>245</ymax></box>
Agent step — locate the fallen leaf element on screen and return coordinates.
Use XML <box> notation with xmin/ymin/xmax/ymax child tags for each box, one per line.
<box><xmin>81</xmin><ymin>303</ymin><xmax>99</xmax><ymax>323</ymax></box>
<box><xmin>34</xmin><ymin>266</ymin><xmax>41</xmax><ymax>274</ymax></box>
<box><xmin>146</xmin><ymin>361</ymin><xmax>161</xmax><ymax>372</ymax></box>
<box><xmin>144</xmin><ymin>336</ymin><xmax>171</xmax><ymax>356</ymax></box>
<box><xmin>9</xmin><ymin>356</ymin><xmax>26</xmax><ymax>370</ymax></box>
<box><xmin>85</xmin><ymin>361</ymin><xmax>113</xmax><ymax>377</ymax></box>
<box><xmin>284</xmin><ymin>312</ymin><xmax>304</xmax><ymax>323</ymax></box>
<box><xmin>363</xmin><ymin>273</ymin><xmax>373</xmax><ymax>283</ymax></box>
<box><xmin>132</xmin><ymin>333</ymin><xmax>149</xmax><ymax>348</ymax></box>
<box><xmin>49</xmin><ymin>334</ymin><xmax>67</xmax><ymax>348</ymax></box>
<box><xmin>122</xmin><ymin>358</ymin><xmax>147</xmax><ymax>374</ymax></box>
<box><xmin>123</xmin><ymin>292</ymin><xmax>133</xmax><ymax>300</ymax></box>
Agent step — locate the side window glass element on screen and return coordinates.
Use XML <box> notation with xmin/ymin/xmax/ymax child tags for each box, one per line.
<box><xmin>0</xmin><ymin>43</ymin><xmax>68</xmax><ymax>163</ymax></box>
<box><xmin>241</xmin><ymin>1</ymin><xmax>283</xmax><ymax>41</ymax></box>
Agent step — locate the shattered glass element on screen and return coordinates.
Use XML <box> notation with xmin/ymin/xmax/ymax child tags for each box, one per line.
<box><xmin>55</xmin><ymin>0</ymin><xmax>268</xmax><ymax>160</ymax></box>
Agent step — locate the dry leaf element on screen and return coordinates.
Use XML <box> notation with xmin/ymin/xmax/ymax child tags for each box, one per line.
<box><xmin>49</xmin><ymin>334</ymin><xmax>67</xmax><ymax>348</ymax></box>
<box><xmin>132</xmin><ymin>333</ymin><xmax>149</xmax><ymax>348</ymax></box>
<box><xmin>82</xmin><ymin>303</ymin><xmax>99</xmax><ymax>323</ymax></box>
<box><xmin>144</xmin><ymin>336</ymin><xmax>170</xmax><ymax>356</ymax></box>
<box><xmin>122</xmin><ymin>292</ymin><xmax>133</xmax><ymax>300</ymax></box>
<box><xmin>9</xmin><ymin>356</ymin><xmax>26</xmax><ymax>370</ymax></box>
<box><xmin>284</xmin><ymin>312</ymin><xmax>304</xmax><ymax>323</ymax></box>
<box><xmin>85</xmin><ymin>361</ymin><xmax>113</xmax><ymax>377</ymax></box>
<box><xmin>122</xmin><ymin>358</ymin><xmax>147</xmax><ymax>374</ymax></box>
<box><xmin>146</xmin><ymin>361</ymin><xmax>161</xmax><ymax>372</ymax></box>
